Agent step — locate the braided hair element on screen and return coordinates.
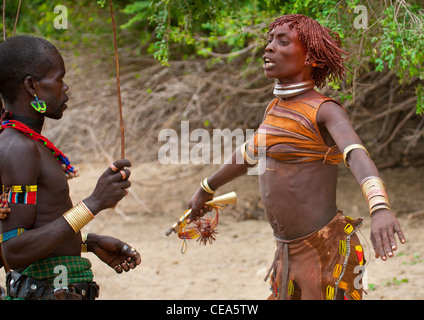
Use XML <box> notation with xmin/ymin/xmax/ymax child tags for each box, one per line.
<box><xmin>269</xmin><ymin>14</ymin><xmax>348</xmax><ymax>88</ymax></box>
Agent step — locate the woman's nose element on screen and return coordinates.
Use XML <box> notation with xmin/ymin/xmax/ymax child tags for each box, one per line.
<box><xmin>265</xmin><ymin>42</ymin><xmax>274</xmax><ymax>53</ymax></box>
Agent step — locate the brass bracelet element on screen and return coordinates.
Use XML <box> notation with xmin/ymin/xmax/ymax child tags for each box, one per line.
<box><xmin>63</xmin><ymin>201</ymin><xmax>94</xmax><ymax>233</ymax></box>
<box><xmin>361</xmin><ymin>175</ymin><xmax>385</xmax><ymax>187</ymax></box>
<box><xmin>370</xmin><ymin>204</ymin><xmax>391</xmax><ymax>215</ymax></box>
<box><xmin>343</xmin><ymin>144</ymin><xmax>370</xmax><ymax>168</ymax></box>
<box><xmin>200</xmin><ymin>178</ymin><xmax>215</xmax><ymax>195</ymax></box>
<box><xmin>360</xmin><ymin>176</ymin><xmax>383</xmax><ymax>186</ymax></box>
<box><xmin>368</xmin><ymin>196</ymin><xmax>390</xmax><ymax>210</ymax></box>
<box><xmin>361</xmin><ymin>177</ymin><xmax>386</xmax><ymax>199</ymax></box>
<box><xmin>81</xmin><ymin>232</ymin><xmax>88</xmax><ymax>252</ymax></box>
<box><xmin>240</xmin><ymin>141</ymin><xmax>258</xmax><ymax>165</ymax></box>
<box><xmin>361</xmin><ymin>176</ymin><xmax>391</xmax><ymax>216</ymax></box>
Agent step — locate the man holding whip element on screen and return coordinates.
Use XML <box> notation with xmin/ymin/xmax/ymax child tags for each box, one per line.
<box><xmin>0</xmin><ymin>35</ymin><xmax>140</xmax><ymax>300</ymax></box>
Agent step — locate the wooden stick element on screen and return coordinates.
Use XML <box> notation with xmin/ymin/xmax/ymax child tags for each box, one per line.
<box><xmin>12</xmin><ymin>0</ymin><xmax>21</xmax><ymax>36</ymax></box>
<box><xmin>109</xmin><ymin>0</ymin><xmax>125</xmax><ymax>159</ymax></box>
<box><xmin>2</xmin><ymin>0</ymin><xmax>6</xmax><ymax>41</ymax></box>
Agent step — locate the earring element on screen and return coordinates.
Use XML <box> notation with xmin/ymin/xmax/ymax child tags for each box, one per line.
<box><xmin>312</xmin><ymin>63</ymin><xmax>318</xmax><ymax>67</ymax></box>
<box><xmin>30</xmin><ymin>94</ymin><xmax>46</xmax><ymax>113</ymax></box>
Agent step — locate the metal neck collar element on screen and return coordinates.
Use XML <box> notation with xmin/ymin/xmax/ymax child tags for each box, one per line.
<box><xmin>273</xmin><ymin>80</ymin><xmax>316</xmax><ymax>99</ymax></box>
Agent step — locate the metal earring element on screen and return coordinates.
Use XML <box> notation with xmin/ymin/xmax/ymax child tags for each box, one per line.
<box><xmin>30</xmin><ymin>94</ymin><xmax>46</xmax><ymax>113</ymax></box>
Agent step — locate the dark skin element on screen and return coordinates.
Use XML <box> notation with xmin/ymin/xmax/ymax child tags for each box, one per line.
<box><xmin>0</xmin><ymin>47</ymin><xmax>141</xmax><ymax>274</ymax></box>
<box><xmin>188</xmin><ymin>24</ymin><xmax>405</xmax><ymax>264</ymax></box>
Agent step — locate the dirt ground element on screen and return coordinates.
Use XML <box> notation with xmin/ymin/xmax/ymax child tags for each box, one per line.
<box><xmin>66</xmin><ymin>162</ymin><xmax>424</xmax><ymax>299</ymax></box>
<box><xmin>1</xmin><ymin>161</ymin><xmax>423</xmax><ymax>300</ymax></box>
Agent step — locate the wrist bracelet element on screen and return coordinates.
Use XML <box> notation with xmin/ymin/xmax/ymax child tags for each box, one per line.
<box><xmin>361</xmin><ymin>176</ymin><xmax>391</xmax><ymax>216</ymax></box>
<box><xmin>63</xmin><ymin>201</ymin><xmax>94</xmax><ymax>233</ymax></box>
<box><xmin>81</xmin><ymin>232</ymin><xmax>88</xmax><ymax>252</ymax></box>
<box><xmin>200</xmin><ymin>178</ymin><xmax>215</xmax><ymax>194</ymax></box>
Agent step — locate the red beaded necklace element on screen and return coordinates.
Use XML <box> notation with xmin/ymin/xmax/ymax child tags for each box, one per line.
<box><xmin>0</xmin><ymin>120</ymin><xmax>75</xmax><ymax>175</ymax></box>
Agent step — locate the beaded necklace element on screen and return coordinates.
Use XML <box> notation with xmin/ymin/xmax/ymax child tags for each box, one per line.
<box><xmin>0</xmin><ymin>120</ymin><xmax>75</xmax><ymax>175</ymax></box>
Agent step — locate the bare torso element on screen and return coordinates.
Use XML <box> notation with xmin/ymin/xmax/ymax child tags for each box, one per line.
<box><xmin>0</xmin><ymin>129</ymin><xmax>80</xmax><ymax>271</ymax></box>
<box><xmin>30</xmin><ymin>134</ymin><xmax>80</xmax><ymax>258</ymax></box>
<box><xmin>259</xmin><ymin>157</ymin><xmax>338</xmax><ymax>240</ymax></box>
<box><xmin>258</xmin><ymin>97</ymin><xmax>340</xmax><ymax>240</ymax></box>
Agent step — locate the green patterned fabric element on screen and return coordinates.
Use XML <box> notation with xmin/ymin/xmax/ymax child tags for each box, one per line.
<box><xmin>22</xmin><ymin>256</ymin><xmax>94</xmax><ymax>285</ymax></box>
<box><xmin>4</xmin><ymin>256</ymin><xmax>94</xmax><ymax>300</ymax></box>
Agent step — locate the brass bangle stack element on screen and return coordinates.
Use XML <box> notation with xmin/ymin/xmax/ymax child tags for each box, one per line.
<box><xmin>200</xmin><ymin>178</ymin><xmax>215</xmax><ymax>195</ymax></box>
<box><xmin>63</xmin><ymin>201</ymin><xmax>94</xmax><ymax>233</ymax></box>
<box><xmin>361</xmin><ymin>176</ymin><xmax>391</xmax><ymax>216</ymax></box>
<box><xmin>240</xmin><ymin>141</ymin><xmax>258</xmax><ymax>165</ymax></box>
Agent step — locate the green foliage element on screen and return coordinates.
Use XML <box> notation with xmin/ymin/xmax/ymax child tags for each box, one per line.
<box><xmin>121</xmin><ymin>0</ymin><xmax>248</xmax><ymax>65</ymax></box>
<box><xmin>122</xmin><ymin>0</ymin><xmax>424</xmax><ymax>113</ymax></box>
<box><xmin>1</xmin><ymin>0</ymin><xmax>117</xmax><ymax>52</ymax></box>
<box><xmin>1</xmin><ymin>0</ymin><xmax>423</xmax><ymax>112</ymax></box>
<box><xmin>357</xmin><ymin>1</ymin><xmax>424</xmax><ymax>113</ymax></box>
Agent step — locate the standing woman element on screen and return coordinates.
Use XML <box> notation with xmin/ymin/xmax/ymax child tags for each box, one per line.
<box><xmin>187</xmin><ymin>14</ymin><xmax>405</xmax><ymax>300</ymax></box>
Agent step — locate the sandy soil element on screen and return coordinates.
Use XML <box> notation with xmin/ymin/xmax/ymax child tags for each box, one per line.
<box><xmin>1</xmin><ymin>161</ymin><xmax>423</xmax><ymax>300</ymax></box>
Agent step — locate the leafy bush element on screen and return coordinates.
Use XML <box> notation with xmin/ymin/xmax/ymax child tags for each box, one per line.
<box><xmin>121</xmin><ymin>0</ymin><xmax>424</xmax><ymax>112</ymax></box>
<box><xmin>1</xmin><ymin>0</ymin><xmax>423</xmax><ymax>113</ymax></box>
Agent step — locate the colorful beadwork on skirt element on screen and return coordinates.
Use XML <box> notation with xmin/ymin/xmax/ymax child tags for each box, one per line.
<box><xmin>287</xmin><ymin>280</ymin><xmax>294</xmax><ymax>296</ymax></box>
<box><xmin>330</xmin><ymin>218</ymin><xmax>365</xmax><ymax>300</ymax></box>
<box><xmin>355</xmin><ymin>245</ymin><xmax>364</xmax><ymax>265</ymax></box>
<box><xmin>266</xmin><ymin>212</ymin><xmax>365</xmax><ymax>300</ymax></box>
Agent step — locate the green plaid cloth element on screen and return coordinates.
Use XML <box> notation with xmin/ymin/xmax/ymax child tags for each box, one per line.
<box><xmin>22</xmin><ymin>256</ymin><xmax>94</xmax><ymax>285</ymax></box>
<box><xmin>4</xmin><ymin>256</ymin><xmax>94</xmax><ymax>300</ymax></box>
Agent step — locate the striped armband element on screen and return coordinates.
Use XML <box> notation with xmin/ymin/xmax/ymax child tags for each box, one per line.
<box><xmin>0</xmin><ymin>228</ymin><xmax>26</xmax><ymax>243</ymax></box>
<box><xmin>3</xmin><ymin>185</ymin><xmax>38</xmax><ymax>205</ymax></box>
<box><xmin>343</xmin><ymin>144</ymin><xmax>369</xmax><ymax>168</ymax></box>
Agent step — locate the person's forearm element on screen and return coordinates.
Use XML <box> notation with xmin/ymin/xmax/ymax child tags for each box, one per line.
<box><xmin>347</xmin><ymin>150</ymin><xmax>380</xmax><ymax>184</ymax></box>
<box><xmin>2</xmin><ymin>217</ymin><xmax>75</xmax><ymax>270</ymax></box>
<box><xmin>206</xmin><ymin>149</ymin><xmax>253</xmax><ymax>191</ymax></box>
<box><xmin>86</xmin><ymin>232</ymin><xmax>99</xmax><ymax>252</ymax></box>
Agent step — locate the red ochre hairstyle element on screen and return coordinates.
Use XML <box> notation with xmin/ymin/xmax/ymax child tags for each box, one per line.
<box><xmin>269</xmin><ymin>14</ymin><xmax>349</xmax><ymax>88</ymax></box>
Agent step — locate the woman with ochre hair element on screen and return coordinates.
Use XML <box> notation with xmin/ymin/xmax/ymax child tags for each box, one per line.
<box><xmin>187</xmin><ymin>14</ymin><xmax>405</xmax><ymax>300</ymax></box>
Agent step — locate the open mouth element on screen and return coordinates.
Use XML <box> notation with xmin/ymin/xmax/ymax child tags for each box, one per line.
<box><xmin>264</xmin><ymin>58</ymin><xmax>275</xmax><ymax>67</ymax></box>
<box><xmin>263</xmin><ymin>57</ymin><xmax>275</xmax><ymax>67</ymax></box>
